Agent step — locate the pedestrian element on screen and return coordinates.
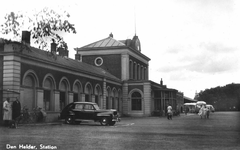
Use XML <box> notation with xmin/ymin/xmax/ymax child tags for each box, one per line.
<box><xmin>12</xmin><ymin>97</ymin><xmax>21</xmax><ymax>128</ymax></box>
<box><xmin>3</xmin><ymin>98</ymin><xmax>12</xmax><ymax>127</ymax></box>
<box><xmin>185</xmin><ymin>107</ymin><xmax>189</xmax><ymax>115</ymax></box>
<box><xmin>206</xmin><ymin>106</ymin><xmax>210</xmax><ymax>119</ymax></box>
<box><xmin>198</xmin><ymin>105</ymin><xmax>207</xmax><ymax>119</ymax></box>
<box><xmin>167</xmin><ymin>104</ymin><xmax>173</xmax><ymax>120</ymax></box>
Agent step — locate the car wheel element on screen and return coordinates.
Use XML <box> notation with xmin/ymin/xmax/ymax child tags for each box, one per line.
<box><xmin>109</xmin><ymin>121</ymin><xmax>116</xmax><ymax>126</ymax></box>
<box><xmin>65</xmin><ymin>116</ymin><xmax>75</xmax><ymax>124</ymax></box>
<box><xmin>100</xmin><ymin>117</ymin><xmax>109</xmax><ymax>126</ymax></box>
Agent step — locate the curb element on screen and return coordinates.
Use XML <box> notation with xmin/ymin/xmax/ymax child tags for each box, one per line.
<box><xmin>18</xmin><ymin>122</ymin><xmax>63</xmax><ymax>126</ymax></box>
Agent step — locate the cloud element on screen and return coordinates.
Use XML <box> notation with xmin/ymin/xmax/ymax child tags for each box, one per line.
<box><xmin>157</xmin><ymin>42</ymin><xmax>239</xmax><ymax>74</ymax></box>
<box><xmin>199</xmin><ymin>42</ymin><xmax>237</xmax><ymax>53</ymax></box>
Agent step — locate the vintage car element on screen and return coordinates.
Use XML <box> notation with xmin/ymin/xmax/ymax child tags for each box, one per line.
<box><xmin>59</xmin><ymin>102</ymin><xmax>120</xmax><ymax>126</ymax></box>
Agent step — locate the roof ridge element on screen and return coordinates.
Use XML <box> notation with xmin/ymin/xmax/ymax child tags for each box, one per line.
<box><xmin>77</xmin><ymin>36</ymin><xmax>126</xmax><ymax>49</ymax></box>
<box><xmin>81</xmin><ymin>37</ymin><xmax>111</xmax><ymax>48</ymax></box>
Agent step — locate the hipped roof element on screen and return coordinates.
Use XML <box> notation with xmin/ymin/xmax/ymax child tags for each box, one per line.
<box><xmin>8</xmin><ymin>42</ymin><xmax>121</xmax><ymax>81</ymax></box>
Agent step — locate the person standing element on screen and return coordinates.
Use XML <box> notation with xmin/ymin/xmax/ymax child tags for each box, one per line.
<box><xmin>167</xmin><ymin>104</ymin><xmax>173</xmax><ymax>120</ymax></box>
<box><xmin>185</xmin><ymin>107</ymin><xmax>189</xmax><ymax>115</ymax></box>
<box><xmin>12</xmin><ymin>97</ymin><xmax>21</xmax><ymax>128</ymax></box>
<box><xmin>206</xmin><ymin>106</ymin><xmax>210</xmax><ymax>119</ymax></box>
<box><xmin>3</xmin><ymin>98</ymin><xmax>12</xmax><ymax>127</ymax></box>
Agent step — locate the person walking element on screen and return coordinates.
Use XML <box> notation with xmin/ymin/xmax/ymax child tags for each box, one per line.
<box><xmin>3</xmin><ymin>98</ymin><xmax>12</xmax><ymax>127</ymax></box>
<box><xmin>198</xmin><ymin>105</ymin><xmax>207</xmax><ymax>119</ymax></box>
<box><xmin>167</xmin><ymin>104</ymin><xmax>173</xmax><ymax>120</ymax></box>
<box><xmin>12</xmin><ymin>97</ymin><xmax>21</xmax><ymax>128</ymax></box>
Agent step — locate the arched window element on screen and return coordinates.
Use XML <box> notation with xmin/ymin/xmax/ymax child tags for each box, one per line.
<box><xmin>106</xmin><ymin>87</ymin><xmax>111</xmax><ymax>109</ymax></box>
<box><xmin>85</xmin><ymin>83</ymin><xmax>92</xmax><ymax>102</ymax></box>
<box><xmin>73</xmin><ymin>81</ymin><xmax>82</xmax><ymax>102</ymax></box>
<box><xmin>95</xmin><ymin>85</ymin><xmax>102</xmax><ymax>107</ymax></box>
<box><xmin>23</xmin><ymin>75</ymin><xmax>36</xmax><ymax>110</ymax></box>
<box><xmin>59</xmin><ymin>77</ymin><xmax>70</xmax><ymax>110</ymax></box>
<box><xmin>131</xmin><ymin>92</ymin><xmax>142</xmax><ymax>110</ymax></box>
<box><xmin>43</xmin><ymin>77</ymin><xmax>54</xmax><ymax>111</ymax></box>
<box><xmin>22</xmin><ymin>70</ymin><xmax>39</xmax><ymax>111</ymax></box>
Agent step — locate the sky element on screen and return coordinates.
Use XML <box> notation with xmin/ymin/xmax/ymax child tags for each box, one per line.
<box><xmin>1</xmin><ymin>0</ymin><xmax>240</xmax><ymax>99</ymax></box>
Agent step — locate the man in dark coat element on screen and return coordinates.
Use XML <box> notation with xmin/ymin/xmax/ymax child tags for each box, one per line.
<box><xmin>12</xmin><ymin>97</ymin><xmax>21</xmax><ymax>128</ymax></box>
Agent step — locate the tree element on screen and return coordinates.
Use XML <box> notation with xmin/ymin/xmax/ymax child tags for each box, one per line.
<box><xmin>0</xmin><ymin>7</ymin><xmax>76</xmax><ymax>50</ymax></box>
<box><xmin>198</xmin><ymin>83</ymin><xmax>240</xmax><ymax>111</ymax></box>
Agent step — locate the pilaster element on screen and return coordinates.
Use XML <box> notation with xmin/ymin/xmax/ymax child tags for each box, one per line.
<box><xmin>121</xmin><ymin>54</ymin><xmax>129</xmax><ymax>81</ymax></box>
<box><xmin>103</xmin><ymin>78</ymin><xmax>106</xmax><ymax>109</ymax></box>
<box><xmin>122</xmin><ymin>82</ymin><xmax>129</xmax><ymax>115</ymax></box>
<box><xmin>143</xmin><ymin>82</ymin><xmax>151</xmax><ymax>116</ymax></box>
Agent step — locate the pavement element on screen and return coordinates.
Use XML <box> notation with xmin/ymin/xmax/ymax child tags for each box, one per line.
<box><xmin>1</xmin><ymin>112</ymin><xmax>240</xmax><ymax>150</ymax></box>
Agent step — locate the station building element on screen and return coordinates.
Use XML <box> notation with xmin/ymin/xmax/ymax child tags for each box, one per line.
<box><xmin>0</xmin><ymin>31</ymin><xmax>184</xmax><ymax>122</ymax></box>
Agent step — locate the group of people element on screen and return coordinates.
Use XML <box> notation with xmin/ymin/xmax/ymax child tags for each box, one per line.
<box><xmin>165</xmin><ymin>104</ymin><xmax>211</xmax><ymax>120</ymax></box>
<box><xmin>3</xmin><ymin>97</ymin><xmax>21</xmax><ymax>128</ymax></box>
<box><xmin>198</xmin><ymin>105</ymin><xmax>210</xmax><ymax>119</ymax></box>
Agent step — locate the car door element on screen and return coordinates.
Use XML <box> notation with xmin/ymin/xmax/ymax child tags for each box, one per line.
<box><xmin>82</xmin><ymin>104</ymin><xmax>95</xmax><ymax>120</ymax></box>
<box><xmin>73</xmin><ymin>103</ymin><xmax>85</xmax><ymax>120</ymax></box>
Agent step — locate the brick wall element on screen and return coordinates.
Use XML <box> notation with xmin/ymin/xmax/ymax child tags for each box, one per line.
<box><xmin>82</xmin><ymin>54</ymin><xmax>121</xmax><ymax>79</ymax></box>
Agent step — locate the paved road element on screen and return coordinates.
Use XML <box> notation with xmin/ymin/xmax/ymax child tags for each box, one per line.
<box><xmin>0</xmin><ymin>112</ymin><xmax>240</xmax><ymax>150</ymax></box>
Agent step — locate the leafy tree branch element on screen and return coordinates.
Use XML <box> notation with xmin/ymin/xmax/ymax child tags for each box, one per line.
<box><xmin>1</xmin><ymin>7</ymin><xmax>76</xmax><ymax>50</ymax></box>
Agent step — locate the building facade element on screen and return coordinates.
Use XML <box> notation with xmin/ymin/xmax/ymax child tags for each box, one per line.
<box><xmin>0</xmin><ymin>32</ymin><xmax>184</xmax><ymax>122</ymax></box>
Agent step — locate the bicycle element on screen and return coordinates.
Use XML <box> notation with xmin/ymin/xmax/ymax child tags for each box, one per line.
<box><xmin>18</xmin><ymin>106</ymin><xmax>33</xmax><ymax>124</ymax></box>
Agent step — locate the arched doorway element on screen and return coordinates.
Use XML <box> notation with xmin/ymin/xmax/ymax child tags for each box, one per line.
<box><xmin>131</xmin><ymin>91</ymin><xmax>142</xmax><ymax>111</ymax></box>
<box><xmin>106</xmin><ymin>87</ymin><xmax>111</xmax><ymax>109</ymax></box>
<box><xmin>118</xmin><ymin>89</ymin><xmax>122</xmax><ymax>112</ymax></box>
<box><xmin>73</xmin><ymin>80</ymin><xmax>82</xmax><ymax>102</ymax></box>
<box><xmin>43</xmin><ymin>75</ymin><xmax>56</xmax><ymax>111</ymax></box>
<box><xmin>85</xmin><ymin>83</ymin><xmax>92</xmax><ymax>102</ymax></box>
<box><xmin>95</xmin><ymin>84</ymin><xmax>102</xmax><ymax>108</ymax></box>
<box><xmin>22</xmin><ymin>71</ymin><xmax>39</xmax><ymax>110</ymax></box>
<box><xmin>59</xmin><ymin>78</ymin><xmax>70</xmax><ymax>110</ymax></box>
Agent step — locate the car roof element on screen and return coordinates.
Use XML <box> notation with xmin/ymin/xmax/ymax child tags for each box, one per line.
<box><xmin>72</xmin><ymin>102</ymin><xmax>97</xmax><ymax>105</ymax></box>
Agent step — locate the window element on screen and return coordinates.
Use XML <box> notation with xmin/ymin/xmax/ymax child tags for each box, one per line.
<box><xmin>131</xmin><ymin>92</ymin><xmax>142</xmax><ymax>110</ymax></box>
<box><xmin>60</xmin><ymin>92</ymin><xmax>65</xmax><ymax>110</ymax></box>
<box><xmin>44</xmin><ymin>90</ymin><xmax>51</xmax><ymax>111</ymax></box>
<box><xmin>94</xmin><ymin>57</ymin><xmax>103</xmax><ymax>66</ymax></box>
<box><xmin>84</xmin><ymin>104</ymin><xmax>94</xmax><ymax>110</ymax></box>
<box><xmin>75</xmin><ymin>104</ymin><xmax>84</xmax><ymax>109</ymax></box>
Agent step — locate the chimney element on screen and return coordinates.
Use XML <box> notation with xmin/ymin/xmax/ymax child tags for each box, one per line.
<box><xmin>75</xmin><ymin>54</ymin><xmax>82</xmax><ymax>62</ymax></box>
<box><xmin>109</xmin><ymin>33</ymin><xmax>113</xmax><ymax>38</ymax></box>
<box><xmin>51</xmin><ymin>42</ymin><xmax>57</xmax><ymax>53</ymax></box>
<box><xmin>58</xmin><ymin>47</ymin><xmax>69</xmax><ymax>57</ymax></box>
<box><xmin>160</xmin><ymin>78</ymin><xmax>163</xmax><ymax>85</ymax></box>
<box><xmin>21</xmin><ymin>31</ymin><xmax>31</xmax><ymax>45</ymax></box>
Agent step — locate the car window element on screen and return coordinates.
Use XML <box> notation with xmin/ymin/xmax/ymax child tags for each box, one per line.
<box><xmin>75</xmin><ymin>104</ymin><xmax>84</xmax><ymax>110</ymax></box>
<box><xmin>84</xmin><ymin>104</ymin><xmax>94</xmax><ymax>110</ymax></box>
<box><xmin>93</xmin><ymin>104</ymin><xmax>100</xmax><ymax>110</ymax></box>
